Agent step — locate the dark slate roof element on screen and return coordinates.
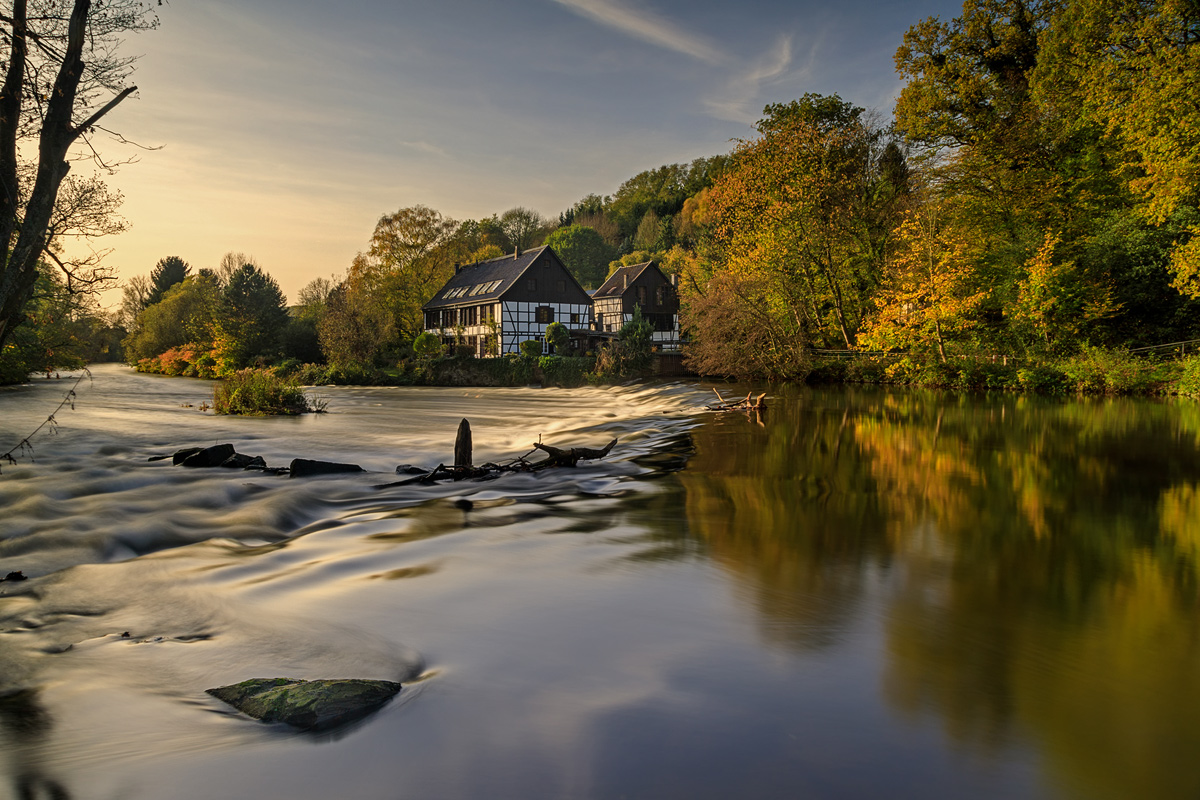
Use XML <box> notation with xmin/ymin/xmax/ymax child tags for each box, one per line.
<box><xmin>423</xmin><ymin>246</ymin><xmax>548</xmax><ymax>310</ymax></box>
<box><xmin>593</xmin><ymin>262</ymin><xmax>653</xmax><ymax>299</ymax></box>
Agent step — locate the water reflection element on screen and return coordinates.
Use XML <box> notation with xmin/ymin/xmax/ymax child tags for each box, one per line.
<box><xmin>680</xmin><ymin>390</ymin><xmax>894</xmax><ymax>650</ymax></box>
<box><xmin>679</xmin><ymin>385</ymin><xmax>1200</xmax><ymax>798</ymax></box>
<box><xmin>0</xmin><ymin>690</ymin><xmax>71</xmax><ymax>800</ymax></box>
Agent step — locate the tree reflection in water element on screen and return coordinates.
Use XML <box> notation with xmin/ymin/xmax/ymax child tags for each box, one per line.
<box><xmin>0</xmin><ymin>689</ymin><xmax>71</xmax><ymax>800</ymax></box>
<box><xmin>679</xmin><ymin>385</ymin><xmax>1200</xmax><ymax>799</ymax></box>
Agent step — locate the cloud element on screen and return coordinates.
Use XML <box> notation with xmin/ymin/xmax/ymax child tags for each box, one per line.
<box><xmin>703</xmin><ymin>34</ymin><xmax>806</xmax><ymax>123</ymax></box>
<box><xmin>550</xmin><ymin>0</ymin><xmax>727</xmax><ymax>65</ymax></box>
<box><xmin>397</xmin><ymin>140</ymin><xmax>451</xmax><ymax>159</ymax></box>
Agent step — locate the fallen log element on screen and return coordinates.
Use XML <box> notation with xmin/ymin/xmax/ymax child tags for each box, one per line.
<box><xmin>532</xmin><ymin>437</ymin><xmax>617</xmax><ymax>467</ymax></box>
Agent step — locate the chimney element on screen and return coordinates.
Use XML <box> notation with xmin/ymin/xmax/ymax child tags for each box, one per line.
<box><xmin>513</xmin><ymin>246</ymin><xmax>521</xmax><ymax>260</ymax></box>
<box><xmin>670</xmin><ymin>273</ymin><xmax>678</xmax><ymax>287</ymax></box>
<box><xmin>623</xmin><ymin>274</ymin><xmax>628</xmax><ymax>290</ymax></box>
<box><xmin>454</xmin><ymin>262</ymin><xmax>461</xmax><ymax>274</ymax></box>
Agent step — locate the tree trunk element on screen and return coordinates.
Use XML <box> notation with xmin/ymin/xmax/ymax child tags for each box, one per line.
<box><xmin>454</xmin><ymin>418</ymin><xmax>472</xmax><ymax>468</ymax></box>
<box><xmin>0</xmin><ymin>0</ymin><xmax>136</xmax><ymax>351</ymax></box>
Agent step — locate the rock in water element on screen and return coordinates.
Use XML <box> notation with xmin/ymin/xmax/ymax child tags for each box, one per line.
<box><xmin>170</xmin><ymin>447</ymin><xmax>203</xmax><ymax>465</ymax></box>
<box><xmin>181</xmin><ymin>444</ymin><xmax>236</xmax><ymax>468</ymax></box>
<box><xmin>220</xmin><ymin>453</ymin><xmax>267</xmax><ymax>469</ymax></box>
<box><xmin>289</xmin><ymin>458</ymin><xmax>364</xmax><ymax>477</ymax></box>
<box><xmin>206</xmin><ymin>678</ymin><xmax>401</xmax><ymax>730</ymax></box>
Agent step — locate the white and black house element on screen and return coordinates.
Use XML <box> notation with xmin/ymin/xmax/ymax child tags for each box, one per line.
<box><xmin>591</xmin><ymin>261</ymin><xmax>680</xmax><ymax>349</ymax></box>
<box><xmin>422</xmin><ymin>246</ymin><xmax>593</xmax><ymax>355</ymax></box>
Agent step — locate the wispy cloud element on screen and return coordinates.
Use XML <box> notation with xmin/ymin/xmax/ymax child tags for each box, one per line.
<box><xmin>397</xmin><ymin>140</ymin><xmax>451</xmax><ymax>158</ymax></box>
<box><xmin>550</xmin><ymin>0</ymin><xmax>727</xmax><ymax>65</ymax></box>
<box><xmin>704</xmin><ymin>34</ymin><xmax>807</xmax><ymax>123</ymax></box>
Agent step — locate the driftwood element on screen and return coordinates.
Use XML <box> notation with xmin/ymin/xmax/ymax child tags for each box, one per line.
<box><xmin>532</xmin><ymin>438</ymin><xmax>617</xmax><ymax>467</ymax></box>
<box><xmin>705</xmin><ymin>389</ymin><xmax>767</xmax><ymax>412</ymax></box>
<box><xmin>377</xmin><ymin>424</ymin><xmax>619</xmax><ymax>489</ymax></box>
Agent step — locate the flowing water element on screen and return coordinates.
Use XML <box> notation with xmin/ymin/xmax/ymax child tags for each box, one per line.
<box><xmin>1</xmin><ymin>365</ymin><xmax>1199</xmax><ymax>799</ymax></box>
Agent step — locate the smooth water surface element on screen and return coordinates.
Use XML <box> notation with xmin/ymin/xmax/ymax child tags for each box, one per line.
<box><xmin>1</xmin><ymin>366</ymin><xmax>1199</xmax><ymax>799</ymax></box>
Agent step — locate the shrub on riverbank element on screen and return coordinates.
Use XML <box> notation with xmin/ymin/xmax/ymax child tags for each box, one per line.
<box><xmin>213</xmin><ymin>368</ymin><xmax>319</xmax><ymax>415</ymax></box>
<box><xmin>1172</xmin><ymin>356</ymin><xmax>1200</xmax><ymax>397</ymax></box>
<box><xmin>805</xmin><ymin>347</ymin><xmax>1179</xmax><ymax>396</ymax></box>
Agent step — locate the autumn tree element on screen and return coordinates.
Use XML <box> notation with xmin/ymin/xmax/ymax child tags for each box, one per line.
<box><xmin>318</xmin><ymin>273</ymin><xmax>394</xmax><ymax>368</ymax></box>
<box><xmin>0</xmin><ymin>0</ymin><xmax>159</xmax><ymax>351</ymax></box>
<box><xmin>861</xmin><ymin>204</ymin><xmax>986</xmax><ymax>361</ymax></box>
<box><xmin>681</xmin><ymin>270</ymin><xmax>811</xmax><ymax>380</ymax></box>
<box><xmin>355</xmin><ymin>206</ymin><xmax>458</xmax><ymax>341</ymax></box>
<box><xmin>1038</xmin><ymin>0</ymin><xmax>1200</xmax><ymax>297</ymax></box>
<box><xmin>697</xmin><ymin>94</ymin><xmax>904</xmax><ymax>351</ymax></box>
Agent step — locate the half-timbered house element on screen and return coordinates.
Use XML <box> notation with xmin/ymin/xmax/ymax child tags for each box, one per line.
<box><xmin>422</xmin><ymin>246</ymin><xmax>592</xmax><ymax>355</ymax></box>
<box><xmin>591</xmin><ymin>261</ymin><xmax>680</xmax><ymax>348</ymax></box>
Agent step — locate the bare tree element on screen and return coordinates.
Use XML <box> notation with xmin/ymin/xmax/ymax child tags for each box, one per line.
<box><xmin>0</xmin><ymin>0</ymin><xmax>159</xmax><ymax>350</ymax></box>
<box><xmin>499</xmin><ymin>207</ymin><xmax>548</xmax><ymax>251</ymax></box>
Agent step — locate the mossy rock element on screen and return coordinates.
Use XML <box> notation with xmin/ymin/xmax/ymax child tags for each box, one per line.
<box><xmin>207</xmin><ymin>677</ymin><xmax>401</xmax><ymax>730</ymax></box>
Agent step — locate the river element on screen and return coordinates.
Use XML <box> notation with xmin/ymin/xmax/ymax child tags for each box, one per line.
<box><xmin>1</xmin><ymin>365</ymin><xmax>1199</xmax><ymax>799</ymax></box>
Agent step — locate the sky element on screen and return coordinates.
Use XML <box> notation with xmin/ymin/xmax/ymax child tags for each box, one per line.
<box><xmin>80</xmin><ymin>0</ymin><xmax>965</xmax><ymax>307</ymax></box>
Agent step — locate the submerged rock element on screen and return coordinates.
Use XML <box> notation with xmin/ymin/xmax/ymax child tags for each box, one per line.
<box><xmin>206</xmin><ymin>677</ymin><xmax>401</xmax><ymax>731</ymax></box>
<box><xmin>289</xmin><ymin>458</ymin><xmax>364</xmax><ymax>477</ymax></box>
<box><xmin>220</xmin><ymin>453</ymin><xmax>267</xmax><ymax>469</ymax></box>
<box><xmin>181</xmin><ymin>444</ymin><xmax>236</xmax><ymax>468</ymax></box>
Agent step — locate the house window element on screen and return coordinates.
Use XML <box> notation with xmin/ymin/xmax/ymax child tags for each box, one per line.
<box><xmin>570</xmin><ymin>312</ymin><xmax>579</xmax><ymax>324</ymax></box>
<box><xmin>464</xmin><ymin>305</ymin><xmax>478</xmax><ymax>326</ymax></box>
<box><xmin>656</xmin><ymin>285</ymin><xmax>667</xmax><ymax>306</ymax></box>
<box><xmin>636</xmin><ymin>285</ymin><xmax>647</xmax><ymax>305</ymax></box>
<box><xmin>527</xmin><ymin>278</ymin><xmax>537</xmax><ymax>291</ymax></box>
<box><xmin>536</xmin><ymin>306</ymin><xmax>554</xmax><ymax>323</ymax></box>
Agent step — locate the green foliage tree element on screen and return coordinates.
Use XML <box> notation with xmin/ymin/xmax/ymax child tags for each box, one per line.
<box><xmin>282</xmin><ymin>276</ymin><xmax>334</xmax><ymax>363</ymax></box>
<box><xmin>559</xmin><ymin>193</ymin><xmax>607</xmax><ymax>226</ymax></box>
<box><xmin>0</xmin><ymin>266</ymin><xmax>114</xmax><ymax>383</ymax></box>
<box><xmin>634</xmin><ymin>209</ymin><xmax>673</xmax><ymax>253</ymax></box>
<box><xmin>519</xmin><ymin>339</ymin><xmax>542</xmax><ymax>359</ymax></box>
<box><xmin>123</xmin><ymin>273</ymin><xmax>222</xmax><ymax>363</ymax></box>
<box><xmin>214</xmin><ymin>263</ymin><xmax>289</xmax><ymax>369</ymax></box>
<box><xmin>544</xmin><ymin>225</ymin><xmax>614</xmax><ymax>288</ymax></box>
<box><xmin>145</xmin><ymin>256</ymin><xmax>191</xmax><ymax>307</ymax></box>
<box><xmin>412</xmin><ymin>331</ymin><xmax>443</xmax><ymax>359</ymax></box>
<box><xmin>607</xmin><ymin>157</ymin><xmax>729</xmax><ymax>240</ymax></box>
<box><xmin>545</xmin><ymin>321</ymin><xmax>570</xmax><ymax>354</ymax></box>
<box><xmin>617</xmin><ymin>305</ymin><xmax>654</xmax><ymax>373</ymax></box>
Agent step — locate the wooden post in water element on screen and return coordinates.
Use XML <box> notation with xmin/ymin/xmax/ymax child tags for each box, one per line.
<box><xmin>454</xmin><ymin>418</ymin><xmax>473</xmax><ymax>468</ymax></box>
